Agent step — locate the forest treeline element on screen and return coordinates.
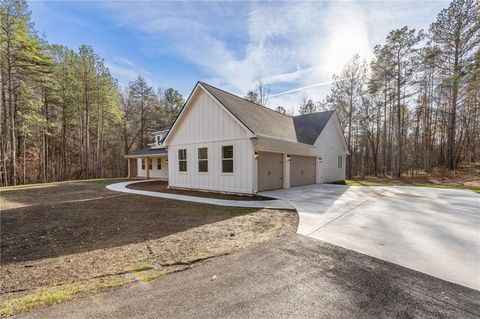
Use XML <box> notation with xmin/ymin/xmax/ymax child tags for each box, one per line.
<box><xmin>294</xmin><ymin>0</ymin><xmax>479</xmax><ymax>178</ymax></box>
<box><xmin>0</xmin><ymin>0</ymin><xmax>184</xmax><ymax>186</ymax></box>
<box><xmin>1</xmin><ymin>0</ymin><xmax>478</xmax><ymax>186</ymax></box>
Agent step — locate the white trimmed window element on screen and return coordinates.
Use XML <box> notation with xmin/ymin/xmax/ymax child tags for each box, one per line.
<box><xmin>338</xmin><ymin>155</ymin><xmax>343</xmax><ymax>168</ymax></box>
<box><xmin>222</xmin><ymin>145</ymin><xmax>234</xmax><ymax>173</ymax></box>
<box><xmin>198</xmin><ymin>148</ymin><xmax>208</xmax><ymax>173</ymax></box>
<box><xmin>178</xmin><ymin>149</ymin><xmax>187</xmax><ymax>172</ymax></box>
<box><xmin>141</xmin><ymin>159</ymin><xmax>145</xmax><ymax>170</ymax></box>
<box><xmin>157</xmin><ymin>158</ymin><xmax>161</xmax><ymax>170</ymax></box>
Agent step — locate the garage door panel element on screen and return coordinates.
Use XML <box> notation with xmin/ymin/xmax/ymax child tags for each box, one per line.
<box><xmin>290</xmin><ymin>155</ymin><xmax>316</xmax><ymax>187</ymax></box>
<box><xmin>258</xmin><ymin>152</ymin><xmax>283</xmax><ymax>191</ymax></box>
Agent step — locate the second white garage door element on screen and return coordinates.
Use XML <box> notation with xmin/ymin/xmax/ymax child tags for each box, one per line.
<box><xmin>290</xmin><ymin>155</ymin><xmax>316</xmax><ymax>187</ymax></box>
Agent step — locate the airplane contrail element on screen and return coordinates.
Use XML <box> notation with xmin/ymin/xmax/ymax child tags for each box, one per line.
<box><xmin>269</xmin><ymin>79</ymin><xmax>345</xmax><ymax>97</ymax></box>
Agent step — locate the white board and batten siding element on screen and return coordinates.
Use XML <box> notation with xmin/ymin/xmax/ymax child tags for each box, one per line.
<box><xmin>136</xmin><ymin>157</ymin><xmax>168</xmax><ymax>179</ymax></box>
<box><xmin>167</xmin><ymin>88</ymin><xmax>255</xmax><ymax>194</ymax></box>
<box><xmin>313</xmin><ymin>116</ymin><xmax>347</xmax><ymax>183</ymax></box>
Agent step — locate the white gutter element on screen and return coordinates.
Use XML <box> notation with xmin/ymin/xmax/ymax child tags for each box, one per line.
<box><xmin>255</xmin><ymin>134</ymin><xmax>313</xmax><ymax>148</ymax></box>
<box><xmin>124</xmin><ymin>153</ymin><xmax>168</xmax><ymax>159</ymax></box>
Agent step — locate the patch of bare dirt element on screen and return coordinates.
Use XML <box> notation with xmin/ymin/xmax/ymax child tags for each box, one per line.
<box><xmin>0</xmin><ymin>179</ymin><xmax>297</xmax><ymax>308</ymax></box>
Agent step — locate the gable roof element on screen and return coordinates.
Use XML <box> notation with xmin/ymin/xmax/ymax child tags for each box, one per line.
<box><xmin>165</xmin><ymin>81</ymin><xmax>342</xmax><ymax>146</ymax></box>
<box><xmin>293</xmin><ymin>111</ymin><xmax>335</xmax><ymax>145</ymax></box>
<box><xmin>200</xmin><ymin>82</ymin><xmax>298</xmax><ymax>142</ymax></box>
<box><xmin>153</xmin><ymin>125</ymin><xmax>172</xmax><ymax>134</ymax></box>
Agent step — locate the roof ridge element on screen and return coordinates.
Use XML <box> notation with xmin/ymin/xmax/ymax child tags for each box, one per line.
<box><xmin>199</xmin><ymin>82</ymin><xmax>293</xmax><ymax>119</ymax></box>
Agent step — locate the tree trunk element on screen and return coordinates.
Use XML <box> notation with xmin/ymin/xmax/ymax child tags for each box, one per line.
<box><xmin>0</xmin><ymin>58</ymin><xmax>7</xmax><ymax>186</ymax></box>
<box><xmin>61</xmin><ymin>103</ymin><xmax>67</xmax><ymax>180</ymax></box>
<box><xmin>42</xmin><ymin>88</ymin><xmax>49</xmax><ymax>183</ymax></box>
<box><xmin>347</xmin><ymin>94</ymin><xmax>353</xmax><ymax>179</ymax></box>
<box><xmin>6</xmin><ymin>27</ymin><xmax>17</xmax><ymax>186</ymax></box>
<box><xmin>395</xmin><ymin>57</ymin><xmax>402</xmax><ymax>178</ymax></box>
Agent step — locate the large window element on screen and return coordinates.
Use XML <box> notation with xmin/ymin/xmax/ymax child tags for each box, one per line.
<box><xmin>178</xmin><ymin>149</ymin><xmax>187</xmax><ymax>172</ymax></box>
<box><xmin>338</xmin><ymin>155</ymin><xmax>343</xmax><ymax>168</ymax></box>
<box><xmin>157</xmin><ymin>158</ymin><xmax>162</xmax><ymax>170</ymax></box>
<box><xmin>222</xmin><ymin>145</ymin><xmax>233</xmax><ymax>173</ymax></box>
<box><xmin>198</xmin><ymin>147</ymin><xmax>208</xmax><ymax>172</ymax></box>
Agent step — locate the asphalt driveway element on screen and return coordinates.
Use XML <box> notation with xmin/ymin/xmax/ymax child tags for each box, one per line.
<box><xmin>261</xmin><ymin>185</ymin><xmax>480</xmax><ymax>291</ymax></box>
<box><xmin>15</xmin><ymin>236</ymin><xmax>480</xmax><ymax>319</ymax></box>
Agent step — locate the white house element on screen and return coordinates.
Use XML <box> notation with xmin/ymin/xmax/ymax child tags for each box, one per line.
<box><xmin>125</xmin><ymin>127</ymin><xmax>170</xmax><ymax>180</ymax></box>
<box><xmin>126</xmin><ymin>82</ymin><xmax>349</xmax><ymax>194</ymax></box>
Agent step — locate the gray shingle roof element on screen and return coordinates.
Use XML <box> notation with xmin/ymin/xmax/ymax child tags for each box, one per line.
<box><xmin>158</xmin><ymin>125</ymin><xmax>172</xmax><ymax>132</ymax></box>
<box><xmin>200</xmin><ymin>82</ymin><xmax>298</xmax><ymax>142</ymax></box>
<box><xmin>293</xmin><ymin>111</ymin><xmax>335</xmax><ymax>144</ymax></box>
<box><xmin>127</xmin><ymin>147</ymin><xmax>168</xmax><ymax>157</ymax></box>
<box><xmin>200</xmin><ymin>82</ymin><xmax>335</xmax><ymax>145</ymax></box>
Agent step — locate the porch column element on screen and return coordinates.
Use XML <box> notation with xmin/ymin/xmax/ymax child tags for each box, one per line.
<box><xmin>146</xmin><ymin>157</ymin><xmax>150</xmax><ymax>179</ymax></box>
<box><xmin>127</xmin><ymin>158</ymin><xmax>131</xmax><ymax>179</ymax></box>
<box><xmin>283</xmin><ymin>153</ymin><xmax>290</xmax><ymax>189</ymax></box>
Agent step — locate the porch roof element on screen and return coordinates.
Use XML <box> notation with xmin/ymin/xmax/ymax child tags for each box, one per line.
<box><xmin>125</xmin><ymin>147</ymin><xmax>168</xmax><ymax>158</ymax></box>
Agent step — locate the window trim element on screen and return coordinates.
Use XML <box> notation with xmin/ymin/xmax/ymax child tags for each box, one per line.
<box><xmin>178</xmin><ymin>149</ymin><xmax>187</xmax><ymax>172</ymax></box>
<box><xmin>221</xmin><ymin>145</ymin><xmax>234</xmax><ymax>174</ymax></box>
<box><xmin>141</xmin><ymin>159</ymin><xmax>145</xmax><ymax>170</ymax></box>
<box><xmin>198</xmin><ymin>147</ymin><xmax>208</xmax><ymax>173</ymax></box>
<box><xmin>157</xmin><ymin>158</ymin><xmax>162</xmax><ymax>170</ymax></box>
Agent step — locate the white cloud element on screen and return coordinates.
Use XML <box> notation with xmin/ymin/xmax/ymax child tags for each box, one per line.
<box><xmin>270</xmin><ymin>80</ymin><xmax>337</xmax><ymax>98</ymax></box>
<box><xmin>99</xmin><ymin>0</ymin><xmax>447</xmax><ymax>114</ymax></box>
<box><xmin>106</xmin><ymin>57</ymin><xmax>154</xmax><ymax>89</ymax></box>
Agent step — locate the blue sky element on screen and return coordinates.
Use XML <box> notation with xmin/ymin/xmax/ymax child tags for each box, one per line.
<box><xmin>30</xmin><ymin>0</ymin><xmax>449</xmax><ymax>114</ymax></box>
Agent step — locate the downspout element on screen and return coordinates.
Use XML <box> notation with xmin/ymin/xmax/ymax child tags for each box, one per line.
<box><xmin>251</xmin><ymin>137</ymin><xmax>258</xmax><ymax>194</ymax></box>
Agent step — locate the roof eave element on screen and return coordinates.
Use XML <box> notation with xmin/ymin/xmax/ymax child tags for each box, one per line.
<box><xmin>124</xmin><ymin>153</ymin><xmax>168</xmax><ymax>159</ymax></box>
<box><xmin>256</xmin><ymin>134</ymin><xmax>313</xmax><ymax>147</ymax></box>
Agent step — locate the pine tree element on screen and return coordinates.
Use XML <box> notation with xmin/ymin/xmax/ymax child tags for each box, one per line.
<box><xmin>329</xmin><ymin>54</ymin><xmax>368</xmax><ymax>178</ymax></box>
<box><xmin>383</xmin><ymin>27</ymin><xmax>424</xmax><ymax>177</ymax></box>
<box><xmin>429</xmin><ymin>0</ymin><xmax>479</xmax><ymax>170</ymax></box>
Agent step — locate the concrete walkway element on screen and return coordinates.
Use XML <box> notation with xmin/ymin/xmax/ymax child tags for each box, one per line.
<box><xmin>106</xmin><ymin>180</ymin><xmax>294</xmax><ymax>209</ymax></box>
<box><xmin>261</xmin><ymin>184</ymin><xmax>480</xmax><ymax>291</ymax></box>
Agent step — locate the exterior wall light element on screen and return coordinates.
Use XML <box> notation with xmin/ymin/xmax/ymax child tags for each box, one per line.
<box><xmin>318</xmin><ymin>157</ymin><xmax>323</xmax><ymax>163</ymax></box>
<box><xmin>286</xmin><ymin>155</ymin><xmax>292</xmax><ymax>161</ymax></box>
<box><xmin>254</xmin><ymin>152</ymin><xmax>259</xmax><ymax>160</ymax></box>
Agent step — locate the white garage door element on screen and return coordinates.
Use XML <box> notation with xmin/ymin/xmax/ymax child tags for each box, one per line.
<box><xmin>290</xmin><ymin>155</ymin><xmax>316</xmax><ymax>187</ymax></box>
<box><xmin>258</xmin><ymin>152</ymin><xmax>283</xmax><ymax>191</ymax></box>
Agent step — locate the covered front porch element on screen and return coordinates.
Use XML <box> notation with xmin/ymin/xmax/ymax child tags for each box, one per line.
<box><xmin>125</xmin><ymin>147</ymin><xmax>168</xmax><ymax>180</ymax></box>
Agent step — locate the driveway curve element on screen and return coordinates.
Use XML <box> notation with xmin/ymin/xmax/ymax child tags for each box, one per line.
<box><xmin>106</xmin><ymin>180</ymin><xmax>294</xmax><ymax>210</ymax></box>
<box><xmin>261</xmin><ymin>184</ymin><xmax>480</xmax><ymax>290</ymax></box>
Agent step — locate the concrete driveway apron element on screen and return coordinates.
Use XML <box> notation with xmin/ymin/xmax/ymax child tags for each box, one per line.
<box><xmin>261</xmin><ymin>185</ymin><xmax>480</xmax><ymax>290</ymax></box>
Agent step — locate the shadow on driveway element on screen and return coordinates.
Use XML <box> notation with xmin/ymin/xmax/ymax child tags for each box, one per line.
<box><xmin>16</xmin><ymin>235</ymin><xmax>480</xmax><ymax>319</ymax></box>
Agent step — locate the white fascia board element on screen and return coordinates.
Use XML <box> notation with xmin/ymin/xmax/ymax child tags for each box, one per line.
<box><xmin>256</xmin><ymin>134</ymin><xmax>312</xmax><ymax>147</ymax></box>
<box><xmin>124</xmin><ymin>154</ymin><xmax>168</xmax><ymax>159</ymax></box>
